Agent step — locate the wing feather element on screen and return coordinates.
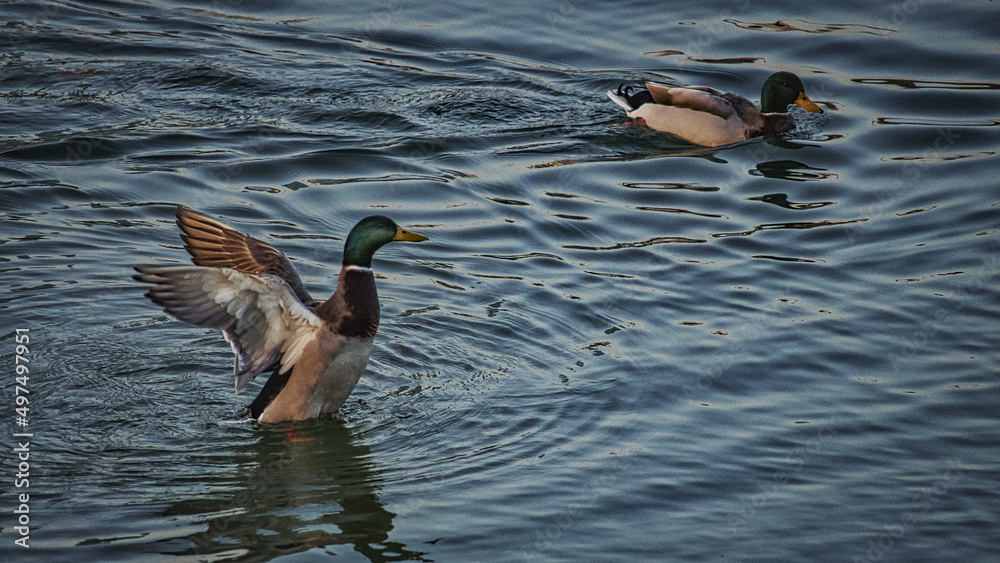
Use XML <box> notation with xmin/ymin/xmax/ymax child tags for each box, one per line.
<box><xmin>644</xmin><ymin>82</ymin><xmax>737</xmax><ymax>120</ymax></box>
<box><xmin>175</xmin><ymin>206</ymin><xmax>316</xmax><ymax>306</ymax></box>
<box><xmin>134</xmin><ymin>266</ymin><xmax>322</xmax><ymax>393</ymax></box>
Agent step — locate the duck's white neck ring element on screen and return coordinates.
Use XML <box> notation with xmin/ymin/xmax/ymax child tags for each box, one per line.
<box><xmin>344</xmin><ymin>265</ymin><xmax>373</xmax><ymax>273</ymax></box>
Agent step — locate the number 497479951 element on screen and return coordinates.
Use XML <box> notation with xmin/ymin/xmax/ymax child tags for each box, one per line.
<box><xmin>15</xmin><ymin>329</ymin><xmax>29</xmax><ymax>417</ymax></box>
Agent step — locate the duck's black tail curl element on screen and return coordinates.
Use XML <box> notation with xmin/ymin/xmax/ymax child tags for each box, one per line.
<box><xmin>616</xmin><ymin>84</ymin><xmax>633</xmax><ymax>98</ymax></box>
<box><xmin>615</xmin><ymin>83</ymin><xmax>653</xmax><ymax>108</ymax></box>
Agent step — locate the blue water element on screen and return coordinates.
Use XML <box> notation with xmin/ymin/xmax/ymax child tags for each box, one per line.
<box><xmin>1</xmin><ymin>1</ymin><xmax>999</xmax><ymax>561</ymax></box>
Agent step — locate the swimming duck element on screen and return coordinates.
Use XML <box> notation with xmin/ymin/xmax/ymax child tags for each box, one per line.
<box><xmin>133</xmin><ymin>206</ymin><xmax>428</xmax><ymax>422</ymax></box>
<box><xmin>607</xmin><ymin>71</ymin><xmax>823</xmax><ymax>146</ymax></box>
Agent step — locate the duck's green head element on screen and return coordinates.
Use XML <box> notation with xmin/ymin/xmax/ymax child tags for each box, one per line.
<box><xmin>761</xmin><ymin>71</ymin><xmax>823</xmax><ymax>114</ymax></box>
<box><xmin>343</xmin><ymin>215</ymin><xmax>428</xmax><ymax>268</ymax></box>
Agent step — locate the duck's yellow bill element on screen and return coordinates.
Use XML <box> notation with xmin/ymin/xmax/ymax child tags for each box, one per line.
<box><xmin>795</xmin><ymin>92</ymin><xmax>823</xmax><ymax>114</ymax></box>
<box><xmin>394</xmin><ymin>226</ymin><xmax>429</xmax><ymax>242</ymax></box>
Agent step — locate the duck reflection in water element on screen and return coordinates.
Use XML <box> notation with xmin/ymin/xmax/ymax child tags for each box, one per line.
<box><xmin>160</xmin><ymin>420</ymin><xmax>432</xmax><ymax>561</ymax></box>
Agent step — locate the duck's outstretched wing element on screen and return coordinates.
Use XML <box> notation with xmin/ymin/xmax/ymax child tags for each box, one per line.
<box><xmin>175</xmin><ymin>206</ymin><xmax>317</xmax><ymax>306</ymax></box>
<box><xmin>133</xmin><ymin>266</ymin><xmax>322</xmax><ymax>393</ymax></box>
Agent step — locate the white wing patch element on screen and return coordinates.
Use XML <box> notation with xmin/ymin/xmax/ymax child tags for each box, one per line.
<box><xmin>212</xmin><ymin>270</ymin><xmax>322</xmax><ymax>392</ymax></box>
<box><xmin>136</xmin><ymin>266</ymin><xmax>322</xmax><ymax>393</ymax></box>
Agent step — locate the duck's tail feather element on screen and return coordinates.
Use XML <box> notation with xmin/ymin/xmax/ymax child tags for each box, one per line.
<box><xmin>606</xmin><ymin>89</ymin><xmax>634</xmax><ymax>112</ymax></box>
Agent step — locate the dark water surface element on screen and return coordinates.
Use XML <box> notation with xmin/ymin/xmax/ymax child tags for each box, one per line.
<box><xmin>2</xmin><ymin>1</ymin><xmax>999</xmax><ymax>561</ymax></box>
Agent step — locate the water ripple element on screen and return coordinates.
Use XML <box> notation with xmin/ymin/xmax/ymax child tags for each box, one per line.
<box><xmin>854</xmin><ymin>78</ymin><xmax>1000</xmax><ymax>90</ymax></box>
<box><xmin>726</xmin><ymin>19</ymin><xmax>894</xmax><ymax>35</ymax></box>
<box><xmin>712</xmin><ymin>218</ymin><xmax>868</xmax><ymax>238</ymax></box>
<box><xmin>562</xmin><ymin>236</ymin><xmax>707</xmax><ymax>251</ymax></box>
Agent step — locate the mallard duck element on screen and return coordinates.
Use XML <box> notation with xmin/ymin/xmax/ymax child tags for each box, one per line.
<box><xmin>133</xmin><ymin>206</ymin><xmax>428</xmax><ymax>422</ymax></box>
<box><xmin>607</xmin><ymin>71</ymin><xmax>823</xmax><ymax>146</ymax></box>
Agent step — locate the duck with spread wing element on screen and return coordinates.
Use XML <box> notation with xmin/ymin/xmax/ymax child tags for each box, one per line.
<box><xmin>134</xmin><ymin>206</ymin><xmax>428</xmax><ymax>422</ymax></box>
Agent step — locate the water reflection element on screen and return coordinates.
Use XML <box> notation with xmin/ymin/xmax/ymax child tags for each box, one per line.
<box><xmin>562</xmin><ymin>235</ymin><xmax>706</xmax><ymax>251</ymax></box>
<box><xmin>853</xmin><ymin>78</ymin><xmax>1000</xmax><ymax>90</ymax></box>
<box><xmin>873</xmin><ymin>117</ymin><xmax>1000</xmax><ymax>127</ymax></box>
<box><xmin>884</xmin><ymin>150</ymin><xmax>996</xmax><ymax>163</ymax></box>
<box><xmin>747</xmin><ymin>193</ymin><xmax>835</xmax><ymax>210</ymax></box>
<box><xmin>712</xmin><ymin>218</ymin><xmax>867</xmax><ymax>239</ymax></box>
<box><xmin>622</xmin><ymin>182</ymin><xmax>720</xmax><ymax>192</ymax></box>
<box><xmin>161</xmin><ymin>421</ymin><xmax>429</xmax><ymax>562</ymax></box>
<box><xmin>749</xmin><ymin>160</ymin><xmax>837</xmax><ymax>181</ymax></box>
<box><xmin>689</xmin><ymin>56</ymin><xmax>764</xmax><ymax>64</ymax></box>
<box><xmin>725</xmin><ymin>19</ymin><xmax>893</xmax><ymax>35</ymax></box>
